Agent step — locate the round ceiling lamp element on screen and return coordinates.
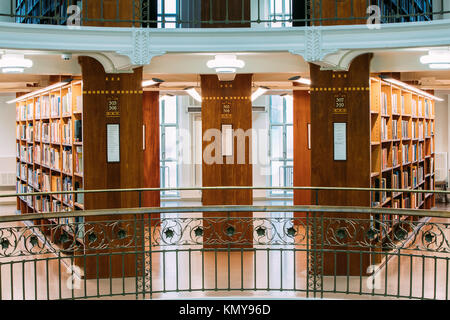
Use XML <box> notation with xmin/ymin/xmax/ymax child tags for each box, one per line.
<box><xmin>420</xmin><ymin>49</ymin><xmax>450</xmax><ymax>70</ymax></box>
<box><xmin>0</xmin><ymin>53</ymin><xmax>33</xmax><ymax>73</ymax></box>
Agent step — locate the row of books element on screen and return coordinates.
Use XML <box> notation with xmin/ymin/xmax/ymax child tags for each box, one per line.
<box><xmin>425</xmin><ymin>100</ymin><xmax>432</xmax><ymax>118</ymax></box>
<box><xmin>62</xmin><ymin>123</ymin><xmax>72</xmax><ymax>144</ymax></box>
<box><xmin>392</xmin><ymin>145</ymin><xmax>398</xmax><ymax>167</ymax></box>
<box><xmin>382</xmin><ymin>148</ymin><xmax>388</xmax><ymax>170</ymax></box>
<box><xmin>392</xmin><ymin>93</ymin><xmax>398</xmax><ymax>114</ymax></box>
<box><xmin>62</xmin><ymin>147</ymin><xmax>72</xmax><ymax>174</ymax></box>
<box><xmin>402</xmin><ymin>144</ymin><xmax>409</xmax><ymax>164</ymax></box>
<box><xmin>50</xmin><ymin>95</ymin><xmax>61</xmax><ymax>118</ymax></box>
<box><xmin>392</xmin><ymin>120</ymin><xmax>398</xmax><ymax>139</ymax></box>
<box><xmin>63</xmin><ymin>177</ymin><xmax>73</xmax><ymax>205</ymax></box>
<box><xmin>411</xmin><ymin>167</ymin><xmax>424</xmax><ymax>188</ymax></box>
<box><xmin>75</xmin><ymin>146</ymin><xmax>83</xmax><ymax>174</ymax></box>
<box><xmin>19</xmin><ymin>143</ymin><xmax>82</xmax><ymax>175</ymax></box>
<box><xmin>401</xmin><ymin>120</ymin><xmax>409</xmax><ymax>139</ymax></box>
<box><xmin>16</xmin><ymin>124</ymin><xmax>26</xmax><ymax>140</ymax></box>
<box><xmin>381</xmin><ymin>118</ymin><xmax>388</xmax><ymax>141</ymax></box>
<box><xmin>381</xmin><ymin>92</ymin><xmax>388</xmax><ymax>115</ymax></box>
<box><xmin>29</xmin><ymin>120</ymin><xmax>81</xmax><ymax>144</ymax></box>
<box><xmin>62</xmin><ymin>90</ymin><xmax>72</xmax><ymax>115</ymax></box>
<box><xmin>412</xmin><ymin>144</ymin><xmax>423</xmax><ymax>162</ymax></box>
<box><xmin>402</xmin><ymin>171</ymin><xmax>409</xmax><ymax>189</ymax></box>
<box><xmin>50</xmin><ymin>121</ymin><xmax>61</xmax><ymax>143</ymax></box>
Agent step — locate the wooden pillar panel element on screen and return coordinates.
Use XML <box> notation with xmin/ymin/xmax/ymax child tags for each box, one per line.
<box><xmin>143</xmin><ymin>91</ymin><xmax>161</xmax><ymax>216</ymax></box>
<box><xmin>311</xmin><ymin>0</ymin><xmax>367</xmax><ymax>26</ymax></box>
<box><xmin>310</xmin><ymin>53</ymin><xmax>373</xmax><ymax>276</ymax></box>
<box><xmin>201</xmin><ymin>74</ymin><xmax>253</xmax><ymax>248</ymax></box>
<box><xmin>78</xmin><ymin>56</ymin><xmax>144</xmax><ymax>278</ymax></box>
<box><xmin>83</xmin><ymin>0</ymin><xmax>155</xmax><ymax>27</ymax></box>
<box><xmin>201</xmin><ymin>0</ymin><xmax>250</xmax><ymax>28</ymax></box>
<box><xmin>293</xmin><ymin>89</ymin><xmax>311</xmax><ymax>216</ymax></box>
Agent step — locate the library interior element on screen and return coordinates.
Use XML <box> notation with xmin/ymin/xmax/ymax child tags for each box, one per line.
<box><xmin>0</xmin><ymin>0</ymin><xmax>449</xmax><ymax>301</ymax></box>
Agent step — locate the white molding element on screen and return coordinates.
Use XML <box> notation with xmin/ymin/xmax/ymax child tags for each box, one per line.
<box><xmin>1</xmin><ymin>20</ymin><xmax>450</xmax><ymax>71</ymax></box>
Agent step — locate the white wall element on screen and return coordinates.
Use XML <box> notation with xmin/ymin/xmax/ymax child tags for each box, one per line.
<box><xmin>0</xmin><ymin>94</ymin><xmax>16</xmax><ymax>174</ymax></box>
<box><xmin>434</xmin><ymin>91</ymin><xmax>450</xmax><ymax>180</ymax></box>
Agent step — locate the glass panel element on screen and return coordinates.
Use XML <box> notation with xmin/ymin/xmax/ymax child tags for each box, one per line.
<box><xmin>166</xmin><ymin>161</ymin><xmax>177</xmax><ymax>188</ymax></box>
<box><xmin>164</xmin><ymin>126</ymin><xmax>177</xmax><ymax>160</ymax></box>
<box><xmin>164</xmin><ymin>16</ymin><xmax>177</xmax><ymax>28</ymax></box>
<box><xmin>270</xmin><ymin>96</ymin><xmax>283</xmax><ymax>123</ymax></box>
<box><xmin>285</xmin><ymin>96</ymin><xmax>293</xmax><ymax>124</ymax></box>
<box><xmin>271</xmin><ymin>126</ymin><xmax>283</xmax><ymax>158</ymax></box>
<box><xmin>165</xmin><ymin>0</ymin><xmax>177</xmax><ymax>14</ymax></box>
<box><xmin>158</xmin><ymin>0</ymin><xmax>163</xmax><ymax>14</ymax></box>
<box><xmin>164</xmin><ymin>96</ymin><xmax>177</xmax><ymax>124</ymax></box>
<box><xmin>160</xmin><ymin>128</ymin><xmax>163</xmax><ymax>159</ymax></box>
<box><xmin>271</xmin><ymin>161</ymin><xmax>285</xmax><ymax>194</ymax></box>
<box><xmin>286</xmin><ymin>125</ymin><xmax>293</xmax><ymax>159</ymax></box>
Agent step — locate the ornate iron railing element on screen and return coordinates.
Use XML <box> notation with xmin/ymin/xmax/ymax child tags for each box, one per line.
<box><xmin>1</xmin><ymin>0</ymin><xmax>448</xmax><ymax>27</ymax></box>
<box><xmin>0</xmin><ymin>186</ymin><xmax>449</xmax><ymax>300</ymax></box>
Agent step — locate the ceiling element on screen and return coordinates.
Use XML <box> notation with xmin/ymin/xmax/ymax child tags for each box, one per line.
<box><xmin>2</xmin><ymin>48</ymin><xmax>450</xmax><ymax>95</ymax></box>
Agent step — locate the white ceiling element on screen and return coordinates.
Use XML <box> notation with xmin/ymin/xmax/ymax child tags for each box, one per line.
<box><xmin>2</xmin><ymin>47</ymin><xmax>450</xmax><ymax>93</ymax></box>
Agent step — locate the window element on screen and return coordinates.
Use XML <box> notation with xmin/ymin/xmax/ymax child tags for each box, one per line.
<box><xmin>158</xmin><ymin>0</ymin><xmax>179</xmax><ymax>28</ymax></box>
<box><xmin>269</xmin><ymin>0</ymin><xmax>292</xmax><ymax>27</ymax></box>
<box><xmin>160</xmin><ymin>96</ymin><xmax>179</xmax><ymax>197</ymax></box>
<box><xmin>269</xmin><ymin>95</ymin><xmax>293</xmax><ymax>197</ymax></box>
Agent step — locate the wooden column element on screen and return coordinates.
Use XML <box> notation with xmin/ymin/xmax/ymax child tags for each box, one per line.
<box><xmin>293</xmin><ymin>89</ymin><xmax>311</xmax><ymax>217</ymax></box>
<box><xmin>310</xmin><ymin>53</ymin><xmax>373</xmax><ymax>276</ymax></box>
<box><xmin>201</xmin><ymin>74</ymin><xmax>253</xmax><ymax>248</ymax></box>
<box><xmin>143</xmin><ymin>91</ymin><xmax>161</xmax><ymax>220</ymax></box>
<box><xmin>201</xmin><ymin>0</ymin><xmax>250</xmax><ymax>28</ymax></box>
<box><xmin>78</xmin><ymin>56</ymin><xmax>146</xmax><ymax>278</ymax></box>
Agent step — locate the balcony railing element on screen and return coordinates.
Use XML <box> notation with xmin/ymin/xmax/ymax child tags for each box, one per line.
<box><xmin>0</xmin><ymin>1</ymin><xmax>449</xmax><ymax>28</ymax></box>
<box><xmin>0</xmin><ymin>186</ymin><xmax>449</xmax><ymax>300</ymax></box>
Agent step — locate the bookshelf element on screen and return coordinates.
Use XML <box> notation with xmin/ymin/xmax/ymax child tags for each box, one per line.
<box><xmin>370</xmin><ymin>76</ymin><xmax>436</xmax><ymax>251</ymax></box>
<box><xmin>15</xmin><ymin>79</ymin><xmax>85</xmax><ymax>259</ymax></box>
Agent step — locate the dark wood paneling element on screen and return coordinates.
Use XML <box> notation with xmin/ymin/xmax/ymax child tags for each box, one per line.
<box><xmin>310</xmin><ymin>53</ymin><xmax>373</xmax><ymax>275</ymax></box>
<box><xmin>83</xmin><ymin>0</ymin><xmax>155</xmax><ymax>27</ymax></box>
<box><xmin>143</xmin><ymin>91</ymin><xmax>161</xmax><ymax>220</ymax></box>
<box><xmin>78</xmin><ymin>56</ymin><xmax>144</xmax><ymax>278</ymax></box>
<box><xmin>311</xmin><ymin>0</ymin><xmax>367</xmax><ymax>26</ymax></box>
<box><xmin>201</xmin><ymin>0</ymin><xmax>250</xmax><ymax>28</ymax></box>
<box><xmin>293</xmin><ymin>89</ymin><xmax>311</xmax><ymax>216</ymax></box>
<box><xmin>201</xmin><ymin>74</ymin><xmax>253</xmax><ymax>248</ymax></box>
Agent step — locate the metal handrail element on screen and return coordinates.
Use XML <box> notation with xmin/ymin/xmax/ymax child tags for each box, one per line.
<box><xmin>4</xmin><ymin>185</ymin><xmax>450</xmax><ymax>198</ymax></box>
<box><xmin>1</xmin><ymin>204</ymin><xmax>449</xmax><ymax>223</ymax></box>
<box><xmin>2</xmin><ymin>0</ymin><xmax>450</xmax><ymax>27</ymax></box>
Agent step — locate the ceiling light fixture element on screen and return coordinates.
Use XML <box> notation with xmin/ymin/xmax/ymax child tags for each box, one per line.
<box><xmin>251</xmin><ymin>86</ymin><xmax>269</xmax><ymax>102</ymax></box>
<box><xmin>6</xmin><ymin>80</ymin><xmax>71</xmax><ymax>104</ymax></box>
<box><xmin>207</xmin><ymin>54</ymin><xmax>245</xmax><ymax>81</ymax></box>
<box><xmin>420</xmin><ymin>49</ymin><xmax>450</xmax><ymax>70</ymax></box>
<box><xmin>380</xmin><ymin>76</ymin><xmax>444</xmax><ymax>102</ymax></box>
<box><xmin>142</xmin><ymin>78</ymin><xmax>165</xmax><ymax>87</ymax></box>
<box><xmin>0</xmin><ymin>54</ymin><xmax>33</xmax><ymax>73</ymax></box>
<box><xmin>184</xmin><ymin>87</ymin><xmax>202</xmax><ymax>103</ymax></box>
<box><xmin>288</xmin><ymin>75</ymin><xmax>312</xmax><ymax>86</ymax></box>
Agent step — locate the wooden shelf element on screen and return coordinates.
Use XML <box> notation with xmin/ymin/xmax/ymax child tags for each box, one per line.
<box><xmin>370</xmin><ymin>76</ymin><xmax>435</xmax><ymax>214</ymax></box>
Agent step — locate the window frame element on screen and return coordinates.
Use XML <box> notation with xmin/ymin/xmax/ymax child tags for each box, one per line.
<box><xmin>269</xmin><ymin>95</ymin><xmax>293</xmax><ymax>198</ymax></box>
<box><xmin>160</xmin><ymin>96</ymin><xmax>179</xmax><ymax>198</ymax></box>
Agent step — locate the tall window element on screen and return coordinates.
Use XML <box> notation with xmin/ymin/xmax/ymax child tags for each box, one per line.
<box><xmin>269</xmin><ymin>95</ymin><xmax>293</xmax><ymax>197</ymax></box>
<box><xmin>160</xmin><ymin>96</ymin><xmax>179</xmax><ymax>197</ymax></box>
<box><xmin>269</xmin><ymin>0</ymin><xmax>292</xmax><ymax>27</ymax></box>
<box><xmin>158</xmin><ymin>0</ymin><xmax>179</xmax><ymax>28</ymax></box>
